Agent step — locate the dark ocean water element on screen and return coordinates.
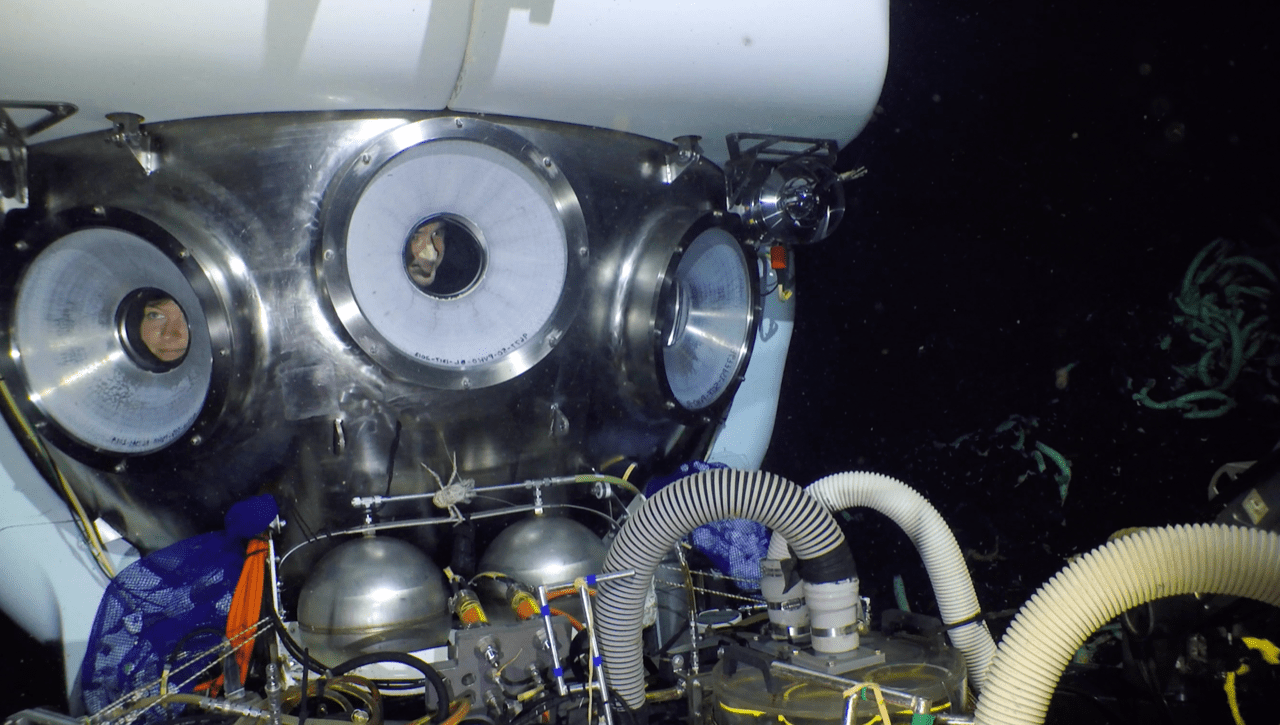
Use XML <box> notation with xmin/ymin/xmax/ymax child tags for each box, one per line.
<box><xmin>4</xmin><ymin>0</ymin><xmax>1278</xmax><ymax>713</ymax></box>
<box><xmin>763</xmin><ymin>0</ymin><xmax>1280</xmax><ymax>624</ymax></box>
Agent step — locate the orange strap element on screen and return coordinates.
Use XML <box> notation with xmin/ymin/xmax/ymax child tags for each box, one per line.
<box><xmin>224</xmin><ymin>537</ymin><xmax>269</xmax><ymax>688</ymax></box>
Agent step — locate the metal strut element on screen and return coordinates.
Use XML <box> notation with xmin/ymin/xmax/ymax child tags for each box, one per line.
<box><xmin>0</xmin><ymin>101</ymin><xmax>77</xmax><ymax>214</ymax></box>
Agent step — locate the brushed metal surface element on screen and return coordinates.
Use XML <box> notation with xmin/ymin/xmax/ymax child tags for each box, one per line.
<box><xmin>0</xmin><ymin>111</ymin><xmax>755</xmax><ymax>581</ymax></box>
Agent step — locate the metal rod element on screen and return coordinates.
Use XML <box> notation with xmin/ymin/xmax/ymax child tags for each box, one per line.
<box><xmin>675</xmin><ymin>545</ymin><xmax>701</xmax><ymax>725</ymax></box>
<box><xmin>578</xmin><ymin>579</ymin><xmax>615</xmax><ymax>725</ymax></box>
<box><xmin>541</xmin><ymin>568</ymin><xmax>636</xmax><ymax>597</ymax></box>
<box><xmin>350</xmin><ymin>475</ymin><xmax>585</xmax><ymax>509</ymax></box>
<box><xmin>267</xmin><ymin>533</ymin><xmax>284</xmax><ymax>620</ymax></box>
<box><xmin>537</xmin><ymin>584</ymin><xmax>569</xmax><ymax>696</ymax></box>
<box><xmin>279</xmin><ymin>503</ymin><xmax>621</xmax><ymax>568</ymax></box>
<box><xmin>770</xmin><ymin>661</ymin><xmax>928</xmax><ymax>714</ymax></box>
<box><xmin>841</xmin><ymin>692</ymin><xmax>858</xmax><ymax>725</ymax></box>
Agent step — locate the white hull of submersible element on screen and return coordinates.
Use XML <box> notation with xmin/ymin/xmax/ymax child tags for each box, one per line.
<box><xmin>0</xmin><ymin>0</ymin><xmax>888</xmax><ymax>168</ymax></box>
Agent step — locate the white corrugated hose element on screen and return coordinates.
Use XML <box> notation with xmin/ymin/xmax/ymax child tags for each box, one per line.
<box><xmin>766</xmin><ymin>471</ymin><xmax>998</xmax><ymax>692</ymax></box>
<box><xmin>596</xmin><ymin>468</ymin><xmax>856</xmax><ymax>711</ymax></box>
<box><xmin>975</xmin><ymin>524</ymin><xmax>1280</xmax><ymax>725</ymax></box>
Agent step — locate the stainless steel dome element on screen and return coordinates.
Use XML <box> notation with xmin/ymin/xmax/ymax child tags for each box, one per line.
<box><xmin>478</xmin><ymin>515</ymin><xmax>607</xmax><ymax>589</ymax></box>
<box><xmin>297</xmin><ymin>536</ymin><xmax>450</xmax><ymax>667</ymax></box>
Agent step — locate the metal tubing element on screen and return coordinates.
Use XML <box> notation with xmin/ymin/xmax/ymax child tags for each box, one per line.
<box><xmin>541</xmin><ymin>569</ymin><xmax>636</xmax><ymax>597</ymax></box>
<box><xmin>536</xmin><ymin>584</ymin><xmax>569</xmax><ymax>696</ymax></box>
<box><xmin>770</xmin><ymin>661</ymin><xmax>928</xmax><ymax>714</ymax></box>
<box><xmin>578</xmin><ymin>580</ymin><xmax>615</xmax><ymax>725</ymax></box>
<box><xmin>351</xmin><ymin>475</ymin><xmax>586</xmax><ymax>509</ymax></box>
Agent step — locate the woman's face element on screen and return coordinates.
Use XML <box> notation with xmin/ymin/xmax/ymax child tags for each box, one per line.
<box><xmin>138</xmin><ymin>298</ymin><xmax>189</xmax><ymax>363</ymax></box>
<box><xmin>407</xmin><ymin>221</ymin><xmax>446</xmax><ymax>287</ymax></box>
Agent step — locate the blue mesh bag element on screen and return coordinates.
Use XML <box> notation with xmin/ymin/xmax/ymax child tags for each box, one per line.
<box><xmin>80</xmin><ymin>494</ymin><xmax>277</xmax><ymax>716</ymax></box>
<box><xmin>645</xmin><ymin>461</ymin><xmax>770</xmax><ymax>591</ymax></box>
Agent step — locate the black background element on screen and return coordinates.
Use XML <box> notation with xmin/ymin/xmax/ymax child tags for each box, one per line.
<box><xmin>4</xmin><ymin>0</ymin><xmax>1279</xmax><ymax>712</ymax></box>
<box><xmin>761</xmin><ymin>0</ymin><xmax>1279</xmax><ymax>622</ymax></box>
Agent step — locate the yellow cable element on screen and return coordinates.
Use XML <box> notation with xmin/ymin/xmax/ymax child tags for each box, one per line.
<box><xmin>54</xmin><ymin>467</ymin><xmax>116</xmax><ymax>578</ymax></box>
<box><xmin>455</xmin><ymin>593</ymin><xmax>488</xmax><ymax>626</ymax></box>
<box><xmin>510</xmin><ymin>589</ymin><xmax>539</xmax><ymax>620</ymax></box>
<box><xmin>549</xmin><ymin>587</ymin><xmax>595</xmax><ymax>601</ymax></box>
<box><xmin>1225</xmin><ymin>666</ymin><xmax>1248</xmax><ymax>725</ymax></box>
<box><xmin>1222</xmin><ymin>637</ymin><xmax>1279</xmax><ymax>725</ymax></box>
<box><xmin>1242</xmin><ymin>637</ymin><xmax>1280</xmax><ymax>665</ymax></box>
<box><xmin>842</xmin><ymin>684</ymin><xmax>892</xmax><ymax>725</ymax></box>
<box><xmin>495</xmin><ymin>648</ymin><xmax>524</xmax><ymax>678</ymax></box>
<box><xmin>472</xmin><ymin>571</ymin><xmax>512</xmax><ymax>583</ymax></box>
<box><xmin>517</xmin><ymin>685</ymin><xmax>545</xmax><ymax>702</ymax></box>
<box><xmin>410</xmin><ymin>699</ymin><xmax>469</xmax><ymax>725</ymax></box>
<box><xmin>0</xmin><ymin>377</ymin><xmax>115</xmax><ymax>578</ymax></box>
<box><xmin>575</xmin><ymin>473</ymin><xmax>642</xmax><ymax>497</ymax></box>
<box><xmin>718</xmin><ymin>702</ymin><xmax>766</xmax><ymax>717</ymax></box>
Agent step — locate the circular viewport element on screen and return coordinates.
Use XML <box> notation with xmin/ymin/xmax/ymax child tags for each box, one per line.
<box><xmin>116</xmin><ymin>288</ymin><xmax>191</xmax><ymax>372</ymax></box>
<box><xmin>403</xmin><ymin>215</ymin><xmax>486</xmax><ymax>299</ymax></box>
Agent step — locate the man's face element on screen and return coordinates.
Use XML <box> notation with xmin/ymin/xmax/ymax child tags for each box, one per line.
<box><xmin>408</xmin><ymin>221</ymin><xmax>446</xmax><ymax>287</ymax></box>
<box><xmin>138</xmin><ymin>297</ymin><xmax>189</xmax><ymax>363</ymax></box>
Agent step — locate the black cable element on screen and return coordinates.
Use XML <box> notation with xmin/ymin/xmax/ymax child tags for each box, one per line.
<box><xmin>267</xmin><ymin>591</ymin><xmax>331</xmax><ymax>675</ymax></box>
<box><xmin>1052</xmin><ymin>684</ymin><xmax>1125</xmax><ymax>725</ymax></box>
<box><xmin>609</xmin><ymin>689</ymin><xmax>639</xmax><ymax>725</ymax></box>
<box><xmin>568</xmin><ymin>629</ymin><xmax>591</xmax><ymax>682</ymax></box>
<box><xmin>507</xmin><ymin>687</ymin><xmax>639</xmax><ymax>725</ymax></box>
<box><xmin>266</xmin><ymin>569</ymin><xmax>446</xmax><ymax>722</ymax></box>
<box><xmin>384</xmin><ymin>418</ymin><xmax>402</xmax><ymax>497</ymax></box>
<box><xmin>654</xmin><ymin>627</ymin><xmax>687</xmax><ymax>660</ymax></box>
<box><xmin>269</xmin><ymin>600</ymin><xmax>449</xmax><ymax>718</ymax></box>
<box><xmin>166</xmin><ymin>627</ymin><xmax>230</xmax><ymax>688</ymax></box>
<box><xmin>641</xmin><ymin>623</ymin><xmax>692</xmax><ymax>677</ymax></box>
<box><xmin>283</xmin><ymin>497</ymin><xmax>317</xmax><ymax>545</ymax></box>
<box><xmin>330</xmin><ymin>651</ymin><xmax>449</xmax><ymax>724</ymax></box>
<box><xmin>299</xmin><ymin>651</ymin><xmax>310</xmax><ymax>725</ymax></box>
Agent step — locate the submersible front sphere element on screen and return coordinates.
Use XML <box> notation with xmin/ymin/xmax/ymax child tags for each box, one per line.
<box><xmin>297</xmin><ymin>536</ymin><xmax>450</xmax><ymax>666</ymax></box>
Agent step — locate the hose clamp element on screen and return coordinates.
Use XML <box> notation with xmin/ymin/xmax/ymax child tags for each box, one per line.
<box><xmin>811</xmin><ymin>624</ymin><xmax>857</xmax><ymax>639</ymax></box>
<box><xmin>770</xmin><ymin>624</ymin><xmax>811</xmax><ymax>642</ymax></box>
<box><xmin>767</xmin><ymin>597</ymin><xmax>807</xmax><ymax>612</ymax></box>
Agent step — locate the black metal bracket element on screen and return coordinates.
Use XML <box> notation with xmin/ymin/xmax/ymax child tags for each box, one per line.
<box><xmin>1</xmin><ymin>101</ymin><xmax>78</xmax><ymax>213</ymax></box>
<box><xmin>724</xmin><ymin>133</ymin><xmax>839</xmax><ymax>210</ymax></box>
